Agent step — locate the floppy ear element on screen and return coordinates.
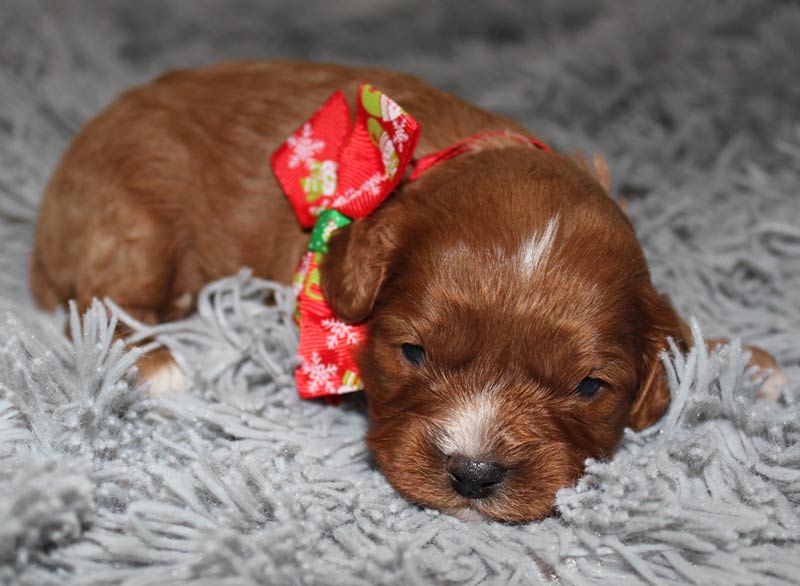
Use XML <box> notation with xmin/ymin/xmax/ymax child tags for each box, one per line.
<box><xmin>320</xmin><ymin>213</ymin><xmax>397</xmax><ymax>324</ymax></box>
<box><xmin>628</xmin><ymin>286</ymin><xmax>690</xmax><ymax>431</ymax></box>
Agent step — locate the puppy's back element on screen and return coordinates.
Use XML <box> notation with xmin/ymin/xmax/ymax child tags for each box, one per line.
<box><xmin>31</xmin><ymin>60</ymin><xmax>527</xmax><ymax>320</ymax></box>
<box><xmin>31</xmin><ymin>61</ymin><xmax>364</xmax><ymax>316</ymax></box>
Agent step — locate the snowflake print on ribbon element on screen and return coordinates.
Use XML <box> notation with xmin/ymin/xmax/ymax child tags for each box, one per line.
<box><xmin>301</xmin><ymin>351</ymin><xmax>338</xmax><ymax>394</ymax></box>
<box><xmin>322</xmin><ymin>318</ymin><xmax>362</xmax><ymax>350</ymax></box>
<box><xmin>287</xmin><ymin>123</ymin><xmax>326</xmax><ymax>169</ymax></box>
<box><xmin>332</xmin><ymin>172</ymin><xmax>384</xmax><ymax>208</ymax></box>
<box><xmin>292</xmin><ymin>252</ymin><xmax>313</xmax><ymax>297</ymax></box>
<box><xmin>392</xmin><ymin>118</ymin><xmax>409</xmax><ymax>152</ymax></box>
<box><xmin>379</xmin><ymin>94</ymin><xmax>403</xmax><ymax>122</ymax></box>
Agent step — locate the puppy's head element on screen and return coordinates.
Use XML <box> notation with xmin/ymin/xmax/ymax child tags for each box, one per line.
<box><xmin>321</xmin><ymin>147</ymin><xmax>684</xmax><ymax>522</ymax></box>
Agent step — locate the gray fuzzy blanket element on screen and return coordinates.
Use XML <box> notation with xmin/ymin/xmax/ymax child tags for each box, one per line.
<box><xmin>1</xmin><ymin>1</ymin><xmax>799</xmax><ymax>584</ymax></box>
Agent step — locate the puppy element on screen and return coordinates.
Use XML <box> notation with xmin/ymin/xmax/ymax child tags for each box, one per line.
<box><xmin>30</xmin><ymin>60</ymin><xmax>782</xmax><ymax>522</ymax></box>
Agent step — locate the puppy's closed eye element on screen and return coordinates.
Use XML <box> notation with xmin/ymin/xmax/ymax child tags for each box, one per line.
<box><xmin>574</xmin><ymin>376</ymin><xmax>604</xmax><ymax>399</ymax></box>
<box><xmin>401</xmin><ymin>343</ymin><xmax>426</xmax><ymax>366</ymax></box>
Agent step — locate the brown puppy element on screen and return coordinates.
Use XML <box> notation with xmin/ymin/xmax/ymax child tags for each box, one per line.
<box><xmin>31</xmin><ymin>60</ymin><xmax>782</xmax><ymax>522</ymax></box>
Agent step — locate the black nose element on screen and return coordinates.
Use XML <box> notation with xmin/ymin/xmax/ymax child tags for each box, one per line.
<box><xmin>446</xmin><ymin>454</ymin><xmax>507</xmax><ymax>499</ymax></box>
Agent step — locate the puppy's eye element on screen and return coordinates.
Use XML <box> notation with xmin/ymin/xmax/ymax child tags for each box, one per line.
<box><xmin>575</xmin><ymin>377</ymin><xmax>604</xmax><ymax>398</ymax></box>
<box><xmin>401</xmin><ymin>343</ymin><xmax>426</xmax><ymax>365</ymax></box>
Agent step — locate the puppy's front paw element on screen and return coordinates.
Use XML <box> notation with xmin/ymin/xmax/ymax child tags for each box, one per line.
<box><xmin>756</xmin><ymin>369</ymin><xmax>788</xmax><ymax>402</ymax></box>
<box><xmin>743</xmin><ymin>343</ymin><xmax>787</xmax><ymax>402</ymax></box>
<box><xmin>137</xmin><ymin>347</ymin><xmax>188</xmax><ymax>395</ymax></box>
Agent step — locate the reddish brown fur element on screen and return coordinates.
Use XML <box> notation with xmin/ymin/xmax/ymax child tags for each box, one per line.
<box><xmin>31</xmin><ymin>60</ymin><xmax>527</xmax><ymax>317</ymax></box>
<box><xmin>31</xmin><ymin>60</ymin><xmax>777</xmax><ymax>522</ymax></box>
<box><xmin>323</xmin><ymin>147</ymin><xmax>684</xmax><ymax>521</ymax></box>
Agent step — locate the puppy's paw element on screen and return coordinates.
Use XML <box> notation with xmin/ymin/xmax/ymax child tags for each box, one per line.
<box><xmin>137</xmin><ymin>347</ymin><xmax>188</xmax><ymax>395</ymax></box>
<box><xmin>742</xmin><ymin>343</ymin><xmax>787</xmax><ymax>402</ymax></box>
<box><xmin>756</xmin><ymin>369</ymin><xmax>788</xmax><ymax>402</ymax></box>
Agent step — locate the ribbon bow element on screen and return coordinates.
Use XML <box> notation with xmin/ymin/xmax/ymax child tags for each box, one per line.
<box><xmin>271</xmin><ymin>84</ymin><xmax>421</xmax><ymax>399</ymax></box>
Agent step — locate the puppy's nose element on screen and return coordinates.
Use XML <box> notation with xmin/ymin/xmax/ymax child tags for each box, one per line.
<box><xmin>446</xmin><ymin>454</ymin><xmax>507</xmax><ymax>499</ymax></box>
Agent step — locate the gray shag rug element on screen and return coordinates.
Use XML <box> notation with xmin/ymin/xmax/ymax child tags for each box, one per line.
<box><xmin>1</xmin><ymin>1</ymin><xmax>799</xmax><ymax>584</ymax></box>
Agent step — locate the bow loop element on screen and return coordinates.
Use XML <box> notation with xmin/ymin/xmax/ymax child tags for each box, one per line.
<box><xmin>271</xmin><ymin>84</ymin><xmax>421</xmax><ymax>229</ymax></box>
<box><xmin>271</xmin><ymin>91</ymin><xmax>350</xmax><ymax>228</ymax></box>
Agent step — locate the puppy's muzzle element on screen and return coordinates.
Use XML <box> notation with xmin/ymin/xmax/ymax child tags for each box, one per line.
<box><xmin>446</xmin><ymin>454</ymin><xmax>507</xmax><ymax>499</ymax></box>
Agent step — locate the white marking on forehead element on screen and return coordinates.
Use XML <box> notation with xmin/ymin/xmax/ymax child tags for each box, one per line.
<box><xmin>436</xmin><ymin>391</ymin><xmax>498</xmax><ymax>459</ymax></box>
<box><xmin>519</xmin><ymin>215</ymin><xmax>560</xmax><ymax>276</ymax></box>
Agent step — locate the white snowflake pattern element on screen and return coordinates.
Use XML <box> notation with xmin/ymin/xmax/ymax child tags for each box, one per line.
<box><xmin>292</xmin><ymin>252</ymin><xmax>312</xmax><ymax>296</ymax></box>
<box><xmin>331</xmin><ymin>172</ymin><xmax>385</xmax><ymax>208</ymax></box>
<box><xmin>321</xmin><ymin>318</ymin><xmax>361</xmax><ymax>350</ymax></box>
<box><xmin>301</xmin><ymin>351</ymin><xmax>338</xmax><ymax>394</ymax></box>
<box><xmin>361</xmin><ymin>173</ymin><xmax>384</xmax><ymax>196</ymax></box>
<box><xmin>380</xmin><ymin>94</ymin><xmax>403</xmax><ymax>121</ymax></box>
<box><xmin>286</xmin><ymin>123</ymin><xmax>325</xmax><ymax>169</ymax></box>
<box><xmin>392</xmin><ymin>118</ymin><xmax>409</xmax><ymax>153</ymax></box>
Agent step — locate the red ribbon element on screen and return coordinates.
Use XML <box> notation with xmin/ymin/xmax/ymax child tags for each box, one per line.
<box><xmin>271</xmin><ymin>84</ymin><xmax>420</xmax><ymax>399</ymax></box>
<box><xmin>410</xmin><ymin>131</ymin><xmax>552</xmax><ymax>180</ymax></box>
<box><xmin>272</xmin><ymin>85</ymin><xmax>550</xmax><ymax>399</ymax></box>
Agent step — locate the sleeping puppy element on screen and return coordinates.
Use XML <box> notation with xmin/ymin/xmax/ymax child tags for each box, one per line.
<box><xmin>30</xmin><ymin>60</ymin><xmax>783</xmax><ymax>522</ymax></box>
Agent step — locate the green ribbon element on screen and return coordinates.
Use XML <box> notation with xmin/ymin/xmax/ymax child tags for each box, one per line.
<box><xmin>308</xmin><ymin>208</ymin><xmax>352</xmax><ymax>254</ymax></box>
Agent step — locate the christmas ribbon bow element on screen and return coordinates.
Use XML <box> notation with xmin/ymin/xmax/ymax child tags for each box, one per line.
<box><xmin>271</xmin><ymin>84</ymin><xmax>421</xmax><ymax>399</ymax></box>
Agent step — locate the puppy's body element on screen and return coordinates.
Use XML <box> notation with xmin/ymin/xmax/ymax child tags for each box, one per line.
<box><xmin>31</xmin><ymin>60</ymin><xmax>527</xmax><ymax>320</ymax></box>
<box><xmin>32</xmin><ymin>60</ymin><xmax>780</xmax><ymax>522</ymax></box>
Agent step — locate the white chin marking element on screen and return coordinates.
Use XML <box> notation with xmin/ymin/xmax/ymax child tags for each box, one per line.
<box><xmin>520</xmin><ymin>215</ymin><xmax>560</xmax><ymax>276</ymax></box>
<box><xmin>145</xmin><ymin>361</ymin><xmax>188</xmax><ymax>395</ymax></box>
<box><xmin>436</xmin><ymin>391</ymin><xmax>498</xmax><ymax>459</ymax></box>
<box><xmin>447</xmin><ymin>507</ymin><xmax>489</xmax><ymax>522</ymax></box>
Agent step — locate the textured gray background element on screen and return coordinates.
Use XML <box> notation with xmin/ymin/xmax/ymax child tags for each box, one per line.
<box><xmin>1</xmin><ymin>1</ymin><xmax>799</xmax><ymax>585</ymax></box>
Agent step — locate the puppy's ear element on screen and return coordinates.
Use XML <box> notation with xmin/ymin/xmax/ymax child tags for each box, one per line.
<box><xmin>628</xmin><ymin>287</ymin><xmax>689</xmax><ymax>431</ymax></box>
<box><xmin>569</xmin><ymin>152</ymin><xmax>612</xmax><ymax>192</ymax></box>
<box><xmin>320</xmin><ymin>213</ymin><xmax>397</xmax><ymax>324</ymax></box>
